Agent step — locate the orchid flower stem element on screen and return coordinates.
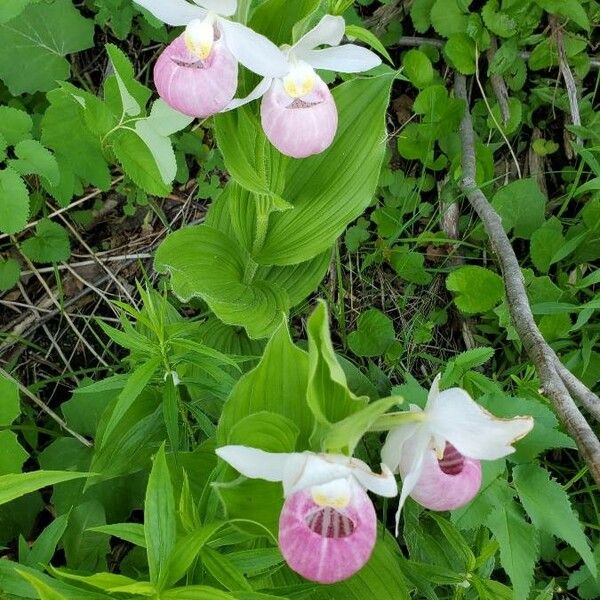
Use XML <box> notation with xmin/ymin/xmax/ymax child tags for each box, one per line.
<box><xmin>244</xmin><ymin>196</ymin><xmax>271</xmax><ymax>284</ymax></box>
<box><xmin>368</xmin><ymin>411</ymin><xmax>426</xmax><ymax>433</ymax></box>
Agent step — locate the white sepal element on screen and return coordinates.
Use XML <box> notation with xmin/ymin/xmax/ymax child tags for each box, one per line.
<box><xmin>303</xmin><ymin>45</ymin><xmax>381</xmax><ymax>73</ymax></box>
<box><xmin>426</xmin><ymin>386</ymin><xmax>534</xmax><ymax>460</ymax></box>
<box><xmin>219</xmin><ymin>18</ymin><xmax>289</xmax><ymax>78</ymax></box>
<box><xmin>215</xmin><ymin>445</ymin><xmax>291</xmax><ymax>482</ymax></box>
<box><xmin>134</xmin><ymin>0</ymin><xmax>206</xmax><ymax>26</ymax></box>
<box><xmin>225</xmin><ymin>77</ymin><xmax>273</xmax><ymax>111</ymax></box>
<box><xmin>292</xmin><ymin>15</ymin><xmax>345</xmax><ymax>56</ymax></box>
<box><xmin>194</xmin><ymin>0</ymin><xmax>237</xmax><ymax>17</ymax></box>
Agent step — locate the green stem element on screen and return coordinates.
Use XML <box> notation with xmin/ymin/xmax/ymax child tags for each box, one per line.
<box><xmin>368</xmin><ymin>411</ymin><xmax>426</xmax><ymax>433</ymax></box>
<box><xmin>236</xmin><ymin>0</ymin><xmax>252</xmax><ymax>24</ymax></box>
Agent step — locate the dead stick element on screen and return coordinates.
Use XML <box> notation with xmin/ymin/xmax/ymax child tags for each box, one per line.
<box><xmin>455</xmin><ymin>74</ymin><xmax>600</xmax><ymax>485</ymax></box>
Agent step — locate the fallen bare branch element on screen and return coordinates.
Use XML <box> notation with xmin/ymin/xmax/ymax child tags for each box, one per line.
<box><xmin>486</xmin><ymin>37</ymin><xmax>511</xmax><ymax>125</ymax></box>
<box><xmin>455</xmin><ymin>74</ymin><xmax>600</xmax><ymax>486</ymax></box>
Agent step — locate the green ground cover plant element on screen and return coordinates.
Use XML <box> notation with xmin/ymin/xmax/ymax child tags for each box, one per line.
<box><xmin>0</xmin><ymin>0</ymin><xmax>599</xmax><ymax>598</ymax></box>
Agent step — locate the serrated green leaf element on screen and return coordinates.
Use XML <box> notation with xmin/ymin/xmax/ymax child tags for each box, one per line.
<box><xmin>42</xmin><ymin>87</ymin><xmax>112</xmax><ymax>191</ymax></box>
<box><xmin>0</xmin><ymin>168</ymin><xmax>29</xmax><ymax>234</ymax></box>
<box><xmin>431</xmin><ymin>0</ymin><xmax>469</xmax><ymax>37</ymax></box>
<box><xmin>0</xmin><ymin>0</ymin><xmax>94</xmax><ymax>94</ymax></box>
<box><xmin>0</xmin><ymin>374</ymin><xmax>21</xmax><ymax>425</ymax></box>
<box><xmin>105</xmin><ymin>43</ymin><xmax>148</xmax><ymax>117</ymax></box>
<box><xmin>486</xmin><ymin>501</ymin><xmax>539</xmax><ymax>600</ymax></box>
<box><xmin>21</xmin><ymin>219</ymin><xmax>70</xmax><ymax>263</ymax></box>
<box><xmin>9</xmin><ymin>139</ymin><xmax>60</xmax><ymax>186</ymax></box>
<box><xmin>410</xmin><ymin>0</ymin><xmax>436</xmax><ymax>33</ymax></box>
<box><xmin>348</xmin><ymin>309</ymin><xmax>396</xmax><ymax>357</ymax></box>
<box><xmin>492</xmin><ymin>178</ymin><xmax>546</xmax><ymax>239</ymax></box>
<box><xmin>0</xmin><ymin>106</ymin><xmax>33</xmax><ymax>145</ymax></box>
<box><xmin>513</xmin><ymin>463</ymin><xmax>595</xmax><ymax>576</ymax></box>
<box><xmin>112</xmin><ymin>128</ymin><xmax>171</xmax><ymax>196</ymax></box>
<box><xmin>446</xmin><ymin>265</ymin><xmax>504</xmax><ymax>313</ymax></box>
<box><xmin>482</xmin><ymin>0</ymin><xmax>518</xmax><ymax>38</ymax></box>
<box><xmin>0</xmin><ymin>257</ymin><xmax>20</xmax><ymax>291</ymax></box>
<box><xmin>402</xmin><ymin>49</ymin><xmax>434</xmax><ymax>88</ymax></box>
<box><xmin>535</xmin><ymin>0</ymin><xmax>589</xmax><ymax>32</ymax></box>
<box><xmin>390</xmin><ymin>249</ymin><xmax>432</xmax><ymax>285</ymax></box>
<box><xmin>444</xmin><ymin>33</ymin><xmax>476</xmax><ymax>74</ymax></box>
<box><xmin>0</xmin><ymin>430</ymin><xmax>28</xmax><ymax>475</ymax></box>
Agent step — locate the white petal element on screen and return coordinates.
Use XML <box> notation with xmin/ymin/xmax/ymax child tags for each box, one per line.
<box><xmin>219</xmin><ymin>18</ymin><xmax>289</xmax><ymax>78</ymax></box>
<box><xmin>394</xmin><ymin>429</ymin><xmax>430</xmax><ymax>535</ymax></box>
<box><xmin>381</xmin><ymin>420</ymin><xmax>421</xmax><ymax>473</ymax></box>
<box><xmin>352</xmin><ymin>462</ymin><xmax>397</xmax><ymax>498</ymax></box>
<box><xmin>427</xmin><ymin>373</ymin><xmax>442</xmax><ymax>406</ymax></box>
<box><xmin>194</xmin><ymin>0</ymin><xmax>236</xmax><ymax>16</ymax></box>
<box><xmin>303</xmin><ymin>45</ymin><xmax>381</xmax><ymax>73</ymax></box>
<box><xmin>282</xmin><ymin>453</ymin><xmax>353</xmax><ymax>497</ymax></box>
<box><xmin>215</xmin><ymin>445</ymin><xmax>292</xmax><ymax>482</ymax></box>
<box><xmin>292</xmin><ymin>15</ymin><xmax>345</xmax><ymax>56</ymax></box>
<box><xmin>427</xmin><ymin>388</ymin><xmax>534</xmax><ymax>460</ymax></box>
<box><xmin>225</xmin><ymin>77</ymin><xmax>273</xmax><ymax>111</ymax></box>
<box><xmin>310</xmin><ymin>477</ymin><xmax>353</xmax><ymax>507</ymax></box>
<box><xmin>134</xmin><ymin>0</ymin><xmax>206</xmax><ymax>25</ymax></box>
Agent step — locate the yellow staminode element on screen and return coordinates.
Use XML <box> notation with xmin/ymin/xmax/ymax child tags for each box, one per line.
<box><xmin>185</xmin><ymin>17</ymin><xmax>215</xmax><ymax>60</ymax></box>
<box><xmin>283</xmin><ymin>60</ymin><xmax>316</xmax><ymax>99</ymax></box>
<box><xmin>311</xmin><ymin>479</ymin><xmax>351</xmax><ymax>509</ymax></box>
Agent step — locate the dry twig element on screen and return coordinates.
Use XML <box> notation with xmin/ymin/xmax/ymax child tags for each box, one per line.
<box><xmin>486</xmin><ymin>37</ymin><xmax>511</xmax><ymax>125</ymax></box>
<box><xmin>455</xmin><ymin>74</ymin><xmax>600</xmax><ymax>485</ymax></box>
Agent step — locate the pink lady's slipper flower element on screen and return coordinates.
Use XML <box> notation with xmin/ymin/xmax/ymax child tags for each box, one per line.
<box><xmin>381</xmin><ymin>375</ymin><xmax>533</xmax><ymax>531</ymax></box>
<box><xmin>134</xmin><ymin>0</ymin><xmax>288</xmax><ymax>117</ymax></box>
<box><xmin>215</xmin><ymin>446</ymin><xmax>397</xmax><ymax>583</ymax></box>
<box><xmin>227</xmin><ymin>15</ymin><xmax>382</xmax><ymax>158</ymax></box>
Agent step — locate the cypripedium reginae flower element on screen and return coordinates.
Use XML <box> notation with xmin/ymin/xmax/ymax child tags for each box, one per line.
<box><xmin>227</xmin><ymin>15</ymin><xmax>382</xmax><ymax>158</ymax></box>
<box><xmin>381</xmin><ymin>375</ymin><xmax>534</xmax><ymax>533</ymax></box>
<box><xmin>133</xmin><ymin>0</ymin><xmax>288</xmax><ymax>117</ymax></box>
<box><xmin>215</xmin><ymin>446</ymin><xmax>397</xmax><ymax>583</ymax></box>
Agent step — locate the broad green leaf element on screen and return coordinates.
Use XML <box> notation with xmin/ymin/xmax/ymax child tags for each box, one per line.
<box><xmin>228</xmin><ymin>412</ymin><xmax>300</xmax><ymax>451</ymax></box>
<box><xmin>146</xmin><ymin>444</ymin><xmax>177</xmax><ymax>586</ymax></box>
<box><xmin>430</xmin><ymin>0</ymin><xmax>468</xmax><ymax>37</ymax></box>
<box><xmin>0</xmin><ymin>0</ymin><xmax>40</xmax><ymax>24</ymax></box>
<box><xmin>48</xmin><ymin>568</ymin><xmax>137</xmax><ymax>591</ymax></box>
<box><xmin>155</xmin><ymin>225</ymin><xmax>289</xmax><ymax>339</ymax></box>
<box><xmin>25</xmin><ymin>514</ymin><xmax>70</xmax><ymax>569</ymax></box>
<box><xmin>345</xmin><ymin>25</ymin><xmax>392</xmax><ymax>63</ymax></box>
<box><xmin>88</xmin><ymin>522</ymin><xmax>147</xmax><ymax>548</ymax></box>
<box><xmin>201</xmin><ymin>546</ymin><xmax>253</xmax><ymax>591</ymax></box>
<box><xmin>444</xmin><ymin>33</ymin><xmax>476</xmax><ymax>74</ymax></box>
<box><xmin>0</xmin><ymin>0</ymin><xmax>94</xmax><ymax>94</ymax></box>
<box><xmin>255</xmin><ymin>74</ymin><xmax>394</xmax><ymax>265</ymax></box>
<box><xmin>134</xmin><ymin>100</ymin><xmax>193</xmax><ymax>186</ymax></box>
<box><xmin>112</xmin><ymin>128</ymin><xmax>171</xmax><ymax>196</ymax></box>
<box><xmin>98</xmin><ymin>355</ymin><xmax>160</xmax><ymax>447</ymax></box>
<box><xmin>530</xmin><ymin>218</ymin><xmax>564</xmax><ymax>273</ymax></box>
<box><xmin>390</xmin><ymin>249</ymin><xmax>432</xmax><ymax>285</ymax></box>
<box><xmin>42</xmin><ymin>87</ymin><xmax>112</xmax><ymax>190</ymax></box>
<box><xmin>16</xmin><ymin>569</ymin><xmax>68</xmax><ymax>600</ymax></box>
<box><xmin>105</xmin><ymin>43</ymin><xmax>148</xmax><ymax>117</ymax></box>
<box><xmin>165</xmin><ymin>522</ymin><xmax>230</xmax><ymax>587</ymax></box>
<box><xmin>328</xmin><ymin>531</ymin><xmax>410</xmax><ymax>599</ymax></box>
<box><xmin>0</xmin><ymin>430</ymin><xmax>28</xmax><ymax>475</ymax></box>
<box><xmin>410</xmin><ymin>0</ymin><xmax>436</xmax><ymax>32</ymax></box>
<box><xmin>0</xmin><ymin>471</ymin><xmax>88</xmax><ymax>506</ymax></box>
<box><xmin>217</xmin><ymin>322</ymin><xmax>312</xmax><ymax>447</ymax></box>
<box><xmin>250</xmin><ymin>0</ymin><xmax>320</xmax><ymax>46</ymax></box>
<box><xmin>402</xmin><ymin>49</ymin><xmax>434</xmax><ymax>88</ymax></box>
<box><xmin>162</xmin><ymin>586</ymin><xmax>235</xmax><ymax>600</ymax></box>
<box><xmin>486</xmin><ymin>501</ymin><xmax>539</xmax><ymax>600</ymax></box>
<box><xmin>492</xmin><ymin>178</ymin><xmax>546</xmax><ymax>239</ymax></box>
<box><xmin>513</xmin><ymin>463</ymin><xmax>595</xmax><ymax>575</ymax></box>
<box><xmin>0</xmin><ymin>106</ymin><xmax>33</xmax><ymax>145</ymax></box>
<box><xmin>0</xmin><ymin>167</ymin><xmax>29</xmax><ymax>234</ymax></box>
<box><xmin>0</xmin><ymin>374</ymin><xmax>20</xmax><ymax>425</ymax></box>
<box><xmin>446</xmin><ymin>265</ymin><xmax>504</xmax><ymax>313</ymax></box>
<box><xmin>21</xmin><ymin>219</ymin><xmax>71</xmax><ymax>264</ymax></box>
<box><xmin>9</xmin><ymin>140</ymin><xmax>60</xmax><ymax>186</ymax></box>
<box><xmin>306</xmin><ymin>301</ymin><xmax>368</xmax><ymax>442</ymax></box>
<box><xmin>348</xmin><ymin>309</ymin><xmax>396</xmax><ymax>357</ymax></box>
